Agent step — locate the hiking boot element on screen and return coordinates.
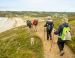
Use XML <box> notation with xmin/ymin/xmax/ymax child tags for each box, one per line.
<box><xmin>60</xmin><ymin>50</ymin><xmax>64</xmax><ymax>56</ymax></box>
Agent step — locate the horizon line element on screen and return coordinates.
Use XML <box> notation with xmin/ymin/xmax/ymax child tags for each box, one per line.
<box><xmin>0</xmin><ymin>10</ymin><xmax>75</xmax><ymax>12</ymax></box>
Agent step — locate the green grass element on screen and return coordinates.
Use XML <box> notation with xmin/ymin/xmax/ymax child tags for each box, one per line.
<box><xmin>53</xmin><ymin>18</ymin><xmax>61</xmax><ymax>29</ymax></box>
<box><xmin>0</xmin><ymin>26</ymin><xmax>43</xmax><ymax>58</ymax></box>
<box><xmin>67</xmin><ymin>20</ymin><xmax>75</xmax><ymax>53</ymax></box>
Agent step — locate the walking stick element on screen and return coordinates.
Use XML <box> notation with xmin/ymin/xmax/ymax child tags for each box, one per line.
<box><xmin>44</xmin><ymin>27</ymin><xmax>45</xmax><ymax>40</ymax></box>
<box><xmin>50</xmin><ymin>40</ymin><xmax>53</xmax><ymax>52</ymax></box>
<box><xmin>50</xmin><ymin>33</ymin><xmax>53</xmax><ymax>52</ymax></box>
<box><xmin>50</xmin><ymin>29</ymin><xmax>54</xmax><ymax>52</ymax></box>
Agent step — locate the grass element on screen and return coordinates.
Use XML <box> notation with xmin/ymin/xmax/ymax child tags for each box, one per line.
<box><xmin>67</xmin><ymin>20</ymin><xmax>75</xmax><ymax>53</ymax></box>
<box><xmin>53</xmin><ymin>18</ymin><xmax>61</xmax><ymax>29</ymax></box>
<box><xmin>0</xmin><ymin>26</ymin><xmax>43</xmax><ymax>58</ymax></box>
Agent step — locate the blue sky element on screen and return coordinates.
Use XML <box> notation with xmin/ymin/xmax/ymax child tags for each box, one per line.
<box><xmin>0</xmin><ymin>0</ymin><xmax>75</xmax><ymax>12</ymax></box>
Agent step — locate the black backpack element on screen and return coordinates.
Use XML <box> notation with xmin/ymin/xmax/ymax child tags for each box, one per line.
<box><xmin>27</xmin><ymin>20</ymin><xmax>32</xmax><ymax>26</ymax></box>
<box><xmin>47</xmin><ymin>24</ymin><xmax>51</xmax><ymax>30</ymax></box>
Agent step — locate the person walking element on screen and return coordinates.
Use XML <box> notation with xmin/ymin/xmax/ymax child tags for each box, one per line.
<box><xmin>32</xmin><ymin>18</ymin><xmax>38</xmax><ymax>32</ymax></box>
<box><xmin>44</xmin><ymin>16</ymin><xmax>54</xmax><ymax>40</ymax></box>
<box><xmin>54</xmin><ymin>18</ymin><xmax>71</xmax><ymax>56</ymax></box>
<box><xmin>26</xmin><ymin>19</ymin><xmax>32</xmax><ymax>29</ymax></box>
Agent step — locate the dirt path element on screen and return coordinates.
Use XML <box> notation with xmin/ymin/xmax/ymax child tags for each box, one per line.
<box><xmin>36</xmin><ymin>22</ymin><xmax>75</xmax><ymax>58</ymax></box>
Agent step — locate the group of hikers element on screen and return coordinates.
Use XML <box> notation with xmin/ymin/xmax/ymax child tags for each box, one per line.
<box><xmin>26</xmin><ymin>16</ymin><xmax>71</xmax><ymax>56</ymax></box>
<box><xmin>26</xmin><ymin>18</ymin><xmax>38</xmax><ymax>31</ymax></box>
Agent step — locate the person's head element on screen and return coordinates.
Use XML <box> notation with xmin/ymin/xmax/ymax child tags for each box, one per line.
<box><xmin>47</xmin><ymin>16</ymin><xmax>53</xmax><ymax>22</ymax></box>
<box><xmin>62</xmin><ymin>18</ymin><xmax>68</xmax><ymax>23</ymax></box>
<box><xmin>47</xmin><ymin>16</ymin><xmax>51</xmax><ymax>19</ymax></box>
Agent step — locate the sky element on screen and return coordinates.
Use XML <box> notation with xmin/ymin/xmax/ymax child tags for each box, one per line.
<box><xmin>0</xmin><ymin>0</ymin><xmax>75</xmax><ymax>12</ymax></box>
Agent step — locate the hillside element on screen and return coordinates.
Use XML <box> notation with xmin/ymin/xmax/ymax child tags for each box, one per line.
<box><xmin>0</xmin><ymin>26</ymin><xmax>43</xmax><ymax>58</ymax></box>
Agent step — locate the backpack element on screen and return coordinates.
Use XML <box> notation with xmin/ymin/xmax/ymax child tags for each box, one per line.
<box><xmin>47</xmin><ymin>24</ymin><xmax>51</xmax><ymax>30</ymax></box>
<box><xmin>33</xmin><ymin>19</ymin><xmax>38</xmax><ymax>25</ymax></box>
<box><xmin>60</xmin><ymin>27</ymin><xmax>71</xmax><ymax>40</ymax></box>
<box><xmin>27</xmin><ymin>20</ymin><xmax>32</xmax><ymax>26</ymax></box>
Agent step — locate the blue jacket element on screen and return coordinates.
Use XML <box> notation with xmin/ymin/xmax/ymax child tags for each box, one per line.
<box><xmin>44</xmin><ymin>20</ymin><xmax>54</xmax><ymax>29</ymax></box>
<box><xmin>54</xmin><ymin>22</ymin><xmax>69</xmax><ymax>36</ymax></box>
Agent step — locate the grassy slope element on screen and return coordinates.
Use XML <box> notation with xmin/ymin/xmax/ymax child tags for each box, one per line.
<box><xmin>0</xmin><ymin>26</ymin><xmax>43</xmax><ymax>58</ymax></box>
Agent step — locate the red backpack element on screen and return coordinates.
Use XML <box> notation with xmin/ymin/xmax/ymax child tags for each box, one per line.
<box><xmin>32</xmin><ymin>19</ymin><xmax>38</xmax><ymax>25</ymax></box>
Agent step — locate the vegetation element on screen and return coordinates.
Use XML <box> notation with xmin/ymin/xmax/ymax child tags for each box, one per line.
<box><xmin>0</xmin><ymin>26</ymin><xmax>43</xmax><ymax>58</ymax></box>
<box><xmin>67</xmin><ymin>20</ymin><xmax>75</xmax><ymax>53</ymax></box>
<box><xmin>0</xmin><ymin>11</ymin><xmax>75</xmax><ymax>17</ymax></box>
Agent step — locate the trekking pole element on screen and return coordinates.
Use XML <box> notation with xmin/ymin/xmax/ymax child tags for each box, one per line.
<box><xmin>50</xmin><ymin>38</ymin><xmax>53</xmax><ymax>52</ymax></box>
<box><xmin>44</xmin><ymin>27</ymin><xmax>45</xmax><ymax>40</ymax></box>
<box><xmin>53</xmin><ymin>28</ymin><xmax>56</xmax><ymax>44</ymax></box>
<box><xmin>50</xmin><ymin>28</ymin><xmax>56</xmax><ymax>51</ymax></box>
<box><xmin>50</xmin><ymin>29</ymin><xmax>54</xmax><ymax>52</ymax></box>
<box><xmin>52</xmin><ymin>29</ymin><xmax>54</xmax><ymax>43</ymax></box>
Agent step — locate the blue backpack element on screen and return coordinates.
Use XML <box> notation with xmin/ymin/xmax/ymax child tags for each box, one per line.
<box><xmin>47</xmin><ymin>24</ymin><xmax>51</xmax><ymax>30</ymax></box>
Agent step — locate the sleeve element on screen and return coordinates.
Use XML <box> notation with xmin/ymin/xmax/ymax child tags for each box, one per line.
<box><xmin>54</xmin><ymin>25</ymin><xmax>63</xmax><ymax>35</ymax></box>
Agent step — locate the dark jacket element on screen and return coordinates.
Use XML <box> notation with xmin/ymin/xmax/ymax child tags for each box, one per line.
<box><xmin>54</xmin><ymin>22</ymin><xmax>69</xmax><ymax>36</ymax></box>
<box><xmin>26</xmin><ymin>20</ymin><xmax>32</xmax><ymax>27</ymax></box>
<box><xmin>44</xmin><ymin>20</ymin><xmax>54</xmax><ymax>30</ymax></box>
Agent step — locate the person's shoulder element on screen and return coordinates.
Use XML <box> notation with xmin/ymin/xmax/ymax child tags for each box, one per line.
<box><xmin>63</xmin><ymin>22</ymin><xmax>69</xmax><ymax>27</ymax></box>
<box><xmin>59</xmin><ymin>24</ymin><xmax>63</xmax><ymax>29</ymax></box>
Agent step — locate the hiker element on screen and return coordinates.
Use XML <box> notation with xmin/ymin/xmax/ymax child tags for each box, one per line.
<box><xmin>32</xmin><ymin>18</ymin><xmax>38</xmax><ymax>32</ymax></box>
<box><xmin>44</xmin><ymin>16</ymin><xmax>54</xmax><ymax>40</ymax></box>
<box><xmin>54</xmin><ymin>18</ymin><xmax>71</xmax><ymax>56</ymax></box>
<box><xmin>26</xmin><ymin>20</ymin><xmax>32</xmax><ymax>29</ymax></box>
